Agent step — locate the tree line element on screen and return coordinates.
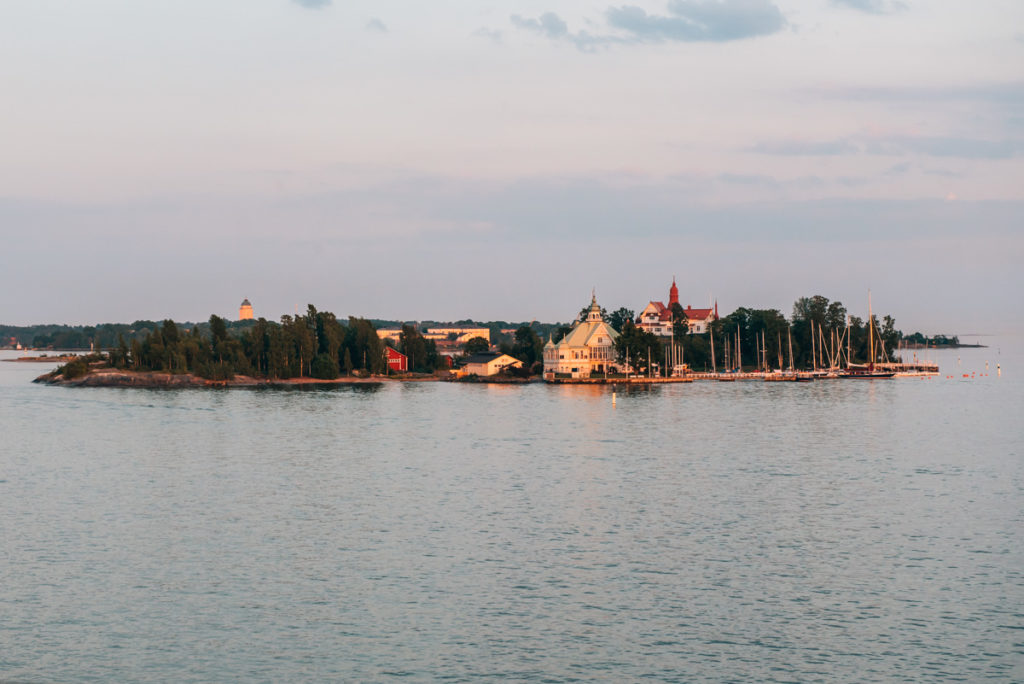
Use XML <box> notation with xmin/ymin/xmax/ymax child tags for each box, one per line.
<box><xmin>94</xmin><ymin>305</ymin><xmax>451</xmax><ymax>380</ymax></box>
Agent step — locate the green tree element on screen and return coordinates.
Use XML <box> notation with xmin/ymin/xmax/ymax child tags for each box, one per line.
<box><xmin>669</xmin><ymin>302</ymin><xmax>689</xmax><ymax>339</ymax></box>
<box><xmin>345</xmin><ymin>317</ymin><xmax>384</xmax><ymax>374</ymax></box>
<box><xmin>614</xmin><ymin>319</ymin><xmax>662</xmax><ymax>375</ymax></box>
<box><xmin>511</xmin><ymin>326</ymin><xmax>543</xmax><ymax>367</ymax></box>
<box><xmin>60</xmin><ymin>357</ymin><xmax>90</xmax><ymax>379</ymax></box>
<box><xmin>607</xmin><ymin>307</ymin><xmax>635</xmax><ymax>333</ymax></box>
<box><xmin>311</xmin><ymin>353</ymin><xmax>340</xmax><ymax>379</ymax></box>
<box><xmin>462</xmin><ymin>336</ymin><xmax>490</xmax><ymax>356</ymax></box>
<box><xmin>209</xmin><ymin>315</ymin><xmax>228</xmax><ymax>346</ymax></box>
<box><xmin>552</xmin><ymin>325</ymin><xmax>573</xmax><ymax>344</ymax></box>
<box><xmin>400</xmin><ymin>324</ymin><xmax>434</xmax><ymax>372</ymax></box>
<box><xmin>115</xmin><ymin>334</ymin><xmax>130</xmax><ymax>369</ymax></box>
<box><xmin>282</xmin><ymin>314</ymin><xmax>315</xmax><ymax>377</ymax></box>
<box><xmin>825</xmin><ymin>301</ymin><xmax>847</xmax><ymax>331</ymax></box>
<box><xmin>792</xmin><ymin>295</ymin><xmax>830</xmax><ymax>325</ymax></box>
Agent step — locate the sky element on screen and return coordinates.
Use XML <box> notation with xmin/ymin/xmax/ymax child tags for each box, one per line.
<box><xmin>1</xmin><ymin>0</ymin><xmax>1021</xmax><ymax>334</ymax></box>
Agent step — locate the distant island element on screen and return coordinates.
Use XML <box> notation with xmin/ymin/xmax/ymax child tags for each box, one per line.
<box><xmin>899</xmin><ymin>333</ymin><xmax>986</xmax><ymax>349</ymax></box>
<box><xmin>13</xmin><ymin>290</ymin><xmax>947</xmax><ymax>388</ymax></box>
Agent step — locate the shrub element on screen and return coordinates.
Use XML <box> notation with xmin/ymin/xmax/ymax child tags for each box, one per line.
<box><xmin>310</xmin><ymin>353</ymin><xmax>339</xmax><ymax>380</ymax></box>
<box><xmin>60</xmin><ymin>358</ymin><xmax>90</xmax><ymax>379</ymax></box>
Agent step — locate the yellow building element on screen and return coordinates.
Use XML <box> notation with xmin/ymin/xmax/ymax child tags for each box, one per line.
<box><xmin>543</xmin><ymin>294</ymin><xmax>620</xmax><ymax>379</ymax></box>
<box><xmin>239</xmin><ymin>298</ymin><xmax>253</xmax><ymax>320</ymax></box>
<box><xmin>462</xmin><ymin>352</ymin><xmax>523</xmax><ymax>376</ymax></box>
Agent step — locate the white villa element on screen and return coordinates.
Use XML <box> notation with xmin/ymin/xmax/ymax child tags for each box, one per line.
<box><xmin>543</xmin><ymin>295</ymin><xmax>620</xmax><ymax>379</ymax></box>
<box><xmin>679</xmin><ymin>304</ymin><xmax>718</xmax><ymax>334</ymax></box>
<box><xmin>638</xmin><ymin>279</ymin><xmax>719</xmax><ymax>335</ymax></box>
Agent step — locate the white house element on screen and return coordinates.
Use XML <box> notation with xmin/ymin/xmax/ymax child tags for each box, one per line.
<box><xmin>463</xmin><ymin>352</ymin><xmax>523</xmax><ymax>376</ymax></box>
<box><xmin>637</xmin><ymin>279</ymin><xmax>719</xmax><ymax>335</ymax></box>
<box><xmin>638</xmin><ymin>301</ymin><xmax>673</xmax><ymax>336</ymax></box>
<box><xmin>679</xmin><ymin>304</ymin><xmax>718</xmax><ymax>334</ymax></box>
<box><xmin>543</xmin><ymin>294</ymin><xmax>620</xmax><ymax>379</ymax></box>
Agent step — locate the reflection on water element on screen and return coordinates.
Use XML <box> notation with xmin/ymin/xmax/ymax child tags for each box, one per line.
<box><xmin>1</xmin><ymin>344</ymin><xmax>1022</xmax><ymax>682</ymax></box>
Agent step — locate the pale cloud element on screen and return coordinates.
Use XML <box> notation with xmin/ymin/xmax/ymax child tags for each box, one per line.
<box><xmin>472</xmin><ymin>27</ymin><xmax>504</xmax><ymax>44</ymax></box>
<box><xmin>291</xmin><ymin>0</ymin><xmax>330</xmax><ymax>8</ymax></box>
<box><xmin>511</xmin><ymin>0</ymin><xmax>787</xmax><ymax>51</ymax></box>
<box><xmin>366</xmin><ymin>18</ymin><xmax>388</xmax><ymax>33</ymax></box>
<box><xmin>831</xmin><ymin>0</ymin><xmax>907</xmax><ymax>14</ymax></box>
<box><xmin>867</xmin><ymin>136</ymin><xmax>1022</xmax><ymax>159</ymax></box>
<box><xmin>750</xmin><ymin>134</ymin><xmax>1023</xmax><ymax>159</ymax></box>
<box><xmin>750</xmin><ymin>138</ymin><xmax>859</xmax><ymax>155</ymax></box>
<box><xmin>806</xmin><ymin>81</ymin><xmax>1024</xmax><ymax>106</ymax></box>
<box><xmin>607</xmin><ymin>0</ymin><xmax>787</xmax><ymax>43</ymax></box>
<box><xmin>510</xmin><ymin>12</ymin><xmax>568</xmax><ymax>40</ymax></box>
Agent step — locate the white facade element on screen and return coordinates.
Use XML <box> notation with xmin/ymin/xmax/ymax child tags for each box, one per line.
<box><xmin>679</xmin><ymin>305</ymin><xmax>717</xmax><ymax>334</ymax></box>
<box><xmin>378</xmin><ymin>327</ymin><xmax>491</xmax><ymax>345</ymax></box>
<box><xmin>638</xmin><ymin>302</ymin><xmax>718</xmax><ymax>335</ymax></box>
<box><xmin>464</xmin><ymin>353</ymin><xmax>522</xmax><ymax>376</ymax></box>
<box><xmin>638</xmin><ymin>301</ymin><xmax>672</xmax><ymax>336</ymax></box>
<box><xmin>426</xmin><ymin>328</ymin><xmax>491</xmax><ymax>344</ymax></box>
<box><xmin>543</xmin><ymin>295</ymin><xmax>620</xmax><ymax>379</ymax></box>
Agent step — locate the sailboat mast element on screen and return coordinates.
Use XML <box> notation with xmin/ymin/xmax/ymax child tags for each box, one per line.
<box><xmin>833</xmin><ymin>328</ymin><xmax>838</xmax><ymax>369</ymax></box>
<box><xmin>868</xmin><ymin>290</ymin><xmax>874</xmax><ymax>370</ymax></box>
<box><xmin>736</xmin><ymin>325</ymin><xmax>741</xmax><ymax>372</ymax></box>
<box><xmin>811</xmin><ymin>319</ymin><xmax>817</xmax><ymax>371</ymax></box>
<box><xmin>710</xmin><ymin>325</ymin><xmax>716</xmax><ymax>374</ymax></box>
<box><xmin>846</xmin><ymin>314</ymin><xmax>851</xmax><ymax>368</ymax></box>
<box><xmin>787</xmin><ymin>325</ymin><xmax>793</xmax><ymax>371</ymax></box>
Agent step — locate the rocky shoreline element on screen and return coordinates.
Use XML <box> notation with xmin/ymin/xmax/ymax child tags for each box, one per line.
<box><xmin>33</xmin><ymin>367</ymin><xmax>543</xmax><ymax>388</ymax></box>
<box><xmin>34</xmin><ymin>368</ymin><xmax>396</xmax><ymax>388</ymax></box>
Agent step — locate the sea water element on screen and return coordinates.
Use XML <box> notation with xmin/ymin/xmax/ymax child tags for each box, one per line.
<box><xmin>1</xmin><ymin>339</ymin><xmax>1021</xmax><ymax>682</ymax></box>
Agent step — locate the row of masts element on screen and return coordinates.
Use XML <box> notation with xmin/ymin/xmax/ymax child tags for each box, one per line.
<box><xmin>703</xmin><ymin>312</ymin><xmax>887</xmax><ymax>374</ymax></box>
<box><xmin>644</xmin><ymin>294</ymin><xmax>889</xmax><ymax>375</ymax></box>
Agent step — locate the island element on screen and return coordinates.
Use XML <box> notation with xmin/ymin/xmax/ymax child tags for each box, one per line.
<box><xmin>17</xmin><ymin>291</ymin><xmax>945</xmax><ymax>387</ymax></box>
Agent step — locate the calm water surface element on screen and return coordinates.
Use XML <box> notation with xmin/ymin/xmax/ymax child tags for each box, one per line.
<box><xmin>2</xmin><ymin>340</ymin><xmax>1022</xmax><ymax>682</ymax></box>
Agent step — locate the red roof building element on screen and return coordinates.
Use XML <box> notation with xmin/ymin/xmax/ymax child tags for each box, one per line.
<box><xmin>680</xmin><ymin>303</ymin><xmax>719</xmax><ymax>333</ymax></box>
<box><xmin>638</xmin><ymin>300</ymin><xmax>673</xmax><ymax>335</ymax></box>
<box><xmin>385</xmin><ymin>347</ymin><xmax>408</xmax><ymax>372</ymax></box>
<box><xmin>638</xmin><ymin>279</ymin><xmax>719</xmax><ymax>335</ymax></box>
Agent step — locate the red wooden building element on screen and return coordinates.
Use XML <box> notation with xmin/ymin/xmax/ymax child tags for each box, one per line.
<box><xmin>385</xmin><ymin>347</ymin><xmax>408</xmax><ymax>372</ymax></box>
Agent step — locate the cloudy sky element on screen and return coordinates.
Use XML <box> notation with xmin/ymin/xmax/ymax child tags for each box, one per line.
<box><xmin>1</xmin><ymin>0</ymin><xmax>1021</xmax><ymax>333</ymax></box>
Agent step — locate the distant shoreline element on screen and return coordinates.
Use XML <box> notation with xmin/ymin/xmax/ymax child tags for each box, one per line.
<box><xmin>900</xmin><ymin>343</ymin><xmax>986</xmax><ymax>349</ymax></box>
<box><xmin>34</xmin><ymin>368</ymin><xmax>424</xmax><ymax>388</ymax></box>
<box><xmin>31</xmin><ymin>367</ymin><xmax>544</xmax><ymax>388</ymax></box>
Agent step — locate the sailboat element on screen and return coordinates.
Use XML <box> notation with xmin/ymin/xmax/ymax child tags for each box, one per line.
<box><xmin>840</xmin><ymin>291</ymin><xmax>894</xmax><ymax>379</ymax></box>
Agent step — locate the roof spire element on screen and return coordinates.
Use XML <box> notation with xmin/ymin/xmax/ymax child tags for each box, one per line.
<box><xmin>587</xmin><ymin>289</ymin><xmax>603</xmax><ymax>322</ymax></box>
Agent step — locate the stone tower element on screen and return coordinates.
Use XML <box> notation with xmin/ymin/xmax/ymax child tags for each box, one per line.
<box><xmin>239</xmin><ymin>298</ymin><xmax>253</xmax><ymax>320</ymax></box>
